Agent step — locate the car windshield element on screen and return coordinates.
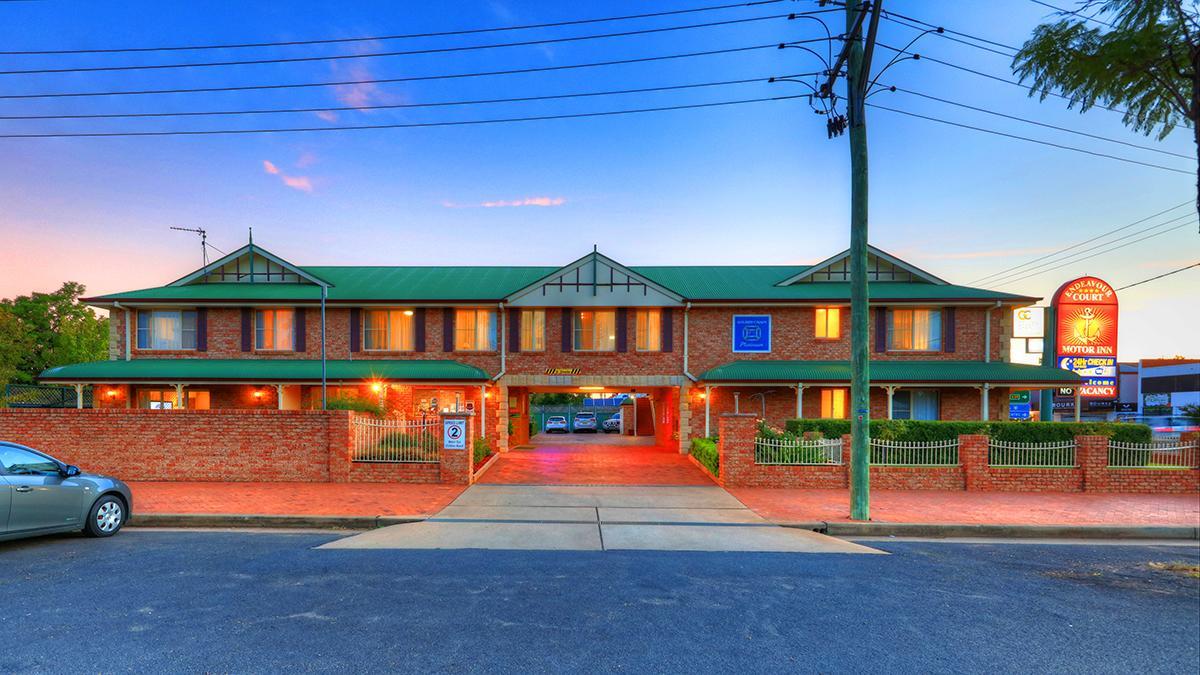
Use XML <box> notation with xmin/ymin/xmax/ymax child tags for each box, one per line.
<box><xmin>576</xmin><ymin>413</ymin><xmax>595</xmax><ymax>419</ymax></box>
<box><xmin>548</xmin><ymin>416</ymin><xmax>566</xmax><ymax>422</ymax></box>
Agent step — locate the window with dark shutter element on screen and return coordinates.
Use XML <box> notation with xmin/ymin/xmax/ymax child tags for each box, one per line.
<box><xmin>349</xmin><ymin>308</ymin><xmax>361</xmax><ymax>353</ymax></box>
<box><xmin>294</xmin><ymin>307</ymin><xmax>306</xmax><ymax>352</ymax></box>
<box><xmin>240</xmin><ymin>308</ymin><xmax>252</xmax><ymax>352</ymax></box>
<box><xmin>662</xmin><ymin>308</ymin><xmax>674</xmax><ymax>352</ymax></box>
<box><xmin>944</xmin><ymin>307</ymin><xmax>956</xmax><ymax>353</ymax></box>
<box><xmin>561</xmin><ymin>308</ymin><xmax>572</xmax><ymax>352</ymax></box>
<box><xmin>509</xmin><ymin>309</ymin><xmax>521</xmax><ymax>354</ymax></box>
<box><xmin>874</xmin><ymin>307</ymin><xmax>886</xmax><ymax>353</ymax></box>
<box><xmin>415</xmin><ymin>308</ymin><xmax>426</xmax><ymax>352</ymax></box>
<box><xmin>196</xmin><ymin>308</ymin><xmax>208</xmax><ymax>352</ymax></box>
<box><xmin>443</xmin><ymin>308</ymin><xmax>455</xmax><ymax>352</ymax></box>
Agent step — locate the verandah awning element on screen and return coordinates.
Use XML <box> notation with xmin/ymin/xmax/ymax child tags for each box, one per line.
<box><xmin>38</xmin><ymin>359</ymin><xmax>490</xmax><ymax>384</ymax></box>
<box><xmin>698</xmin><ymin>360</ymin><xmax>1080</xmax><ymax>386</ymax></box>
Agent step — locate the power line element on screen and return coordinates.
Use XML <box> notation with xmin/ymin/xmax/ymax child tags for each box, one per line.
<box><xmin>0</xmin><ymin>0</ymin><xmax>807</xmax><ymax>55</ymax></box>
<box><xmin>879</xmin><ymin>13</ymin><xmax>1017</xmax><ymax>57</ymax></box>
<box><xmin>0</xmin><ymin>74</ymin><xmax>803</xmax><ymax>120</ymax></box>
<box><xmin>866</xmin><ymin>103</ymin><xmax>1193</xmax><ymax>174</ymax></box>
<box><xmin>0</xmin><ymin>40</ymin><xmax>827</xmax><ymax>100</ymax></box>
<box><xmin>891</xmin><ymin>87</ymin><xmax>1192</xmax><ymax>159</ymax></box>
<box><xmin>0</xmin><ymin>13</ymin><xmax>793</xmax><ymax>76</ymax></box>
<box><xmin>0</xmin><ymin>94</ymin><xmax>807</xmax><ymax>139</ymax></box>
<box><xmin>1028</xmin><ymin>0</ymin><xmax>1119</xmax><ymax>29</ymax></box>
<box><xmin>984</xmin><ymin>211</ymin><xmax>1196</xmax><ymax>286</ymax></box>
<box><xmin>998</xmin><ymin>220</ymin><xmax>1197</xmax><ymax>287</ymax></box>
<box><xmin>969</xmin><ymin>200</ymin><xmax>1193</xmax><ymax>284</ymax></box>
<box><xmin>1115</xmin><ymin>262</ymin><xmax>1200</xmax><ymax>291</ymax></box>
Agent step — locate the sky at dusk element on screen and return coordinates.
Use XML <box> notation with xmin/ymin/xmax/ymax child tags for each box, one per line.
<box><xmin>0</xmin><ymin>0</ymin><xmax>1196</xmax><ymax>361</ymax></box>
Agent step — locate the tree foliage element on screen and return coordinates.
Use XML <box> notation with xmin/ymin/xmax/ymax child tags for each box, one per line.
<box><xmin>1013</xmin><ymin>0</ymin><xmax>1198</xmax><ymax>139</ymax></box>
<box><xmin>0</xmin><ymin>282</ymin><xmax>109</xmax><ymax>384</ymax></box>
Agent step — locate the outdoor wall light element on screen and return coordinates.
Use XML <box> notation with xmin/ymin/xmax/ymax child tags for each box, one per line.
<box><xmin>106</xmin><ymin>388</ymin><xmax>119</xmax><ymax>398</ymax></box>
<box><xmin>579</xmin><ymin>386</ymin><xmax>605</xmax><ymax>391</ymax></box>
<box><xmin>253</xmin><ymin>389</ymin><xmax>264</xmax><ymax>399</ymax></box>
<box><xmin>403</xmin><ymin>310</ymin><xmax>414</xmax><ymax>316</ymax></box>
<box><xmin>370</xmin><ymin>381</ymin><xmax>384</xmax><ymax>393</ymax></box>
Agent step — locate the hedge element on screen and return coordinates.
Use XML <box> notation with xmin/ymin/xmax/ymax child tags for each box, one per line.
<box><xmin>473</xmin><ymin>436</ymin><xmax>494</xmax><ymax>465</ymax></box>
<box><xmin>783</xmin><ymin>419</ymin><xmax>1152</xmax><ymax>444</ymax></box>
<box><xmin>690</xmin><ymin>437</ymin><xmax>718</xmax><ymax>475</ymax></box>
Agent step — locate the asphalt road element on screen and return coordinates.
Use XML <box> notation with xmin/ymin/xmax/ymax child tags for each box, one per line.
<box><xmin>2</xmin><ymin>530</ymin><xmax>1197</xmax><ymax>673</ymax></box>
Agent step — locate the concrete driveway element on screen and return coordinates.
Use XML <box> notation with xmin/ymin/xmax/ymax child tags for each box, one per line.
<box><xmin>321</xmin><ymin>484</ymin><xmax>880</xmax><ymax>554</ymax></box>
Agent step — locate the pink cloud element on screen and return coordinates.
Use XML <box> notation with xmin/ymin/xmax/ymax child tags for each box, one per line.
<box><xmin>443</xmin><ymin>196</ymin><xmax>566</xmax><ymax>208</ymax></box>
<box><xmin>313</xmin><ymin>111</ymin><xmax>338</xmax><ymax>122</ymax></box>
<box><xmin>262</xmin><ymin>159</ymin><xmax>313</xmax><ymax>193</ymax></box>
<box><xmin>262</xmin><ymin>160</ymin><xmax>280</xmax><ymax>175</ymax></box>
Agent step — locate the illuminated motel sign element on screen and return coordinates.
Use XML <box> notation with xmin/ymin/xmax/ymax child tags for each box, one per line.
<box><xmin>1052</xmin><ymin>277</ymin><xmax>1118</xmax><ymax>400</ymax></box>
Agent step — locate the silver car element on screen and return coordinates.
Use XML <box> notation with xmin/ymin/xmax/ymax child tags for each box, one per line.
<box><xmin>1</xmin><ymin>441</ymin><xmax>132</xmax><ymax>542</ymax></box>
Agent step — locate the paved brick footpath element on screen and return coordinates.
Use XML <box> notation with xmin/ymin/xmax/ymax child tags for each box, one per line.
<box><xmin>129</xmin><ymin>482</ymin><xmax>465</xmax><ymax>518</ymax></box>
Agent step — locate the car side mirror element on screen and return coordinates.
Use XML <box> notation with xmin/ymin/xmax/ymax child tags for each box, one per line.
<box><xmin>62</xmin><ymin>465</ymin><xmax>81</xmax><ymax>477</ymax></box>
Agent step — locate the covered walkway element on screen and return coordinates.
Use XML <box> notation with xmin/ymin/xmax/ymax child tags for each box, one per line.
<box><xmin>477</xmin><ymin>435</ymin><xmax>714</xmax><ymax>486</ymax></box>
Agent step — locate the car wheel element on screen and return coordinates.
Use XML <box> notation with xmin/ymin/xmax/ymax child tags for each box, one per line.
<box><xmin>84</xmin><ymin>494</ymin><xmax>125</xmax><ymax>538</ymax></box>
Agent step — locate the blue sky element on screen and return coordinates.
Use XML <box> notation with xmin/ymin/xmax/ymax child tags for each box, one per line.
<box><xmin>0</xmin><ymin>0</ymin><xmax>1195</xmax><ymax>360</ymax></box>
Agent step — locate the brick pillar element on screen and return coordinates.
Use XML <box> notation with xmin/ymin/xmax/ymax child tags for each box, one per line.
<box><xmin>841</xmin><ymin>434</ymin><xmax>853</xmax><ymax>488</ymax></box>
<box><xmin>1077</xmin><ymin>435</ymin><xmax>1109</xmax><ymax>492</ymax></box>
<box><xmin>960</xmin><ymin>434</ymin><xmax>989</xmax><ymax>491</ymax></box>
<box><xmin>327</xmin><ymin>410</ymin><xmax>353</xmax><ymax>483</ymax></box>
<box><xmin>716</xmin><ymin>413</ymin><xmax>757</xmax><ymax>487</ymax></box>
<box><xmin>439</xmin><ymin>412</ymin><xmax>475</xmax><ymax>485</ymax></box>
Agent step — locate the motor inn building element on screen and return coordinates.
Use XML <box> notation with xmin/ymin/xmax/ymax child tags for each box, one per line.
<box><xmin>38</xmin><ymin>241</ymin><xmax>1079</xmax><ymax>457</ymax></box>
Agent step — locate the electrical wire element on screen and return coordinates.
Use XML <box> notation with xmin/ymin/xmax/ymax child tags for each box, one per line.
<box><xmin>1115</xmin><ymin>262</ymin><xmax>1200</xmax><ymax>291</ymax></box>
<box><xmin>890</xmin><ymin>87</ymin><xmax>1192</xmax><ymax>159</ymax></box>
<box><xmin>879</xmin><ymin>13</ymin><xmax>1017</xmax><ymax>57</ymax></box>
<box><xmin>983</xmin><ymin>211</ymin><xmax>1196</xmax><ymax>286</ymax></box>
<box><xmin>0</xmin><ymin>94</ymin><xmax>807</xmax><ymax>139</ymax></box>
<box><xmin>0</xmin><ymin>75</ymin><xmax>804</xmax><ymax>120</ymax></box>
<box><xmin>0</xmin><ymin>0</ymin><xmax>808</xmax><ymax>55</ymax></box>
<box><xmin>0</xmin><ymin>13</ymin><xmax>793</xmax><ymax>76</ymax></box>
<box><xmin>0</xmin><ymin>41</ymin><xmax>828</xmax><ymax>100</ymax></box>
<box><xmin>997</xmin><ymin>220</ymin><xmax>1197</xmax><ymax>287</ymax></box>
<box><xmin>1028</xmin><ymin>0</ymin><xmax>1119</xmax><ymax>29</ymax></box>
<box><xmin>866</xmin><ymin>103</ymin><xmax>1193</xmax><ymax>175</ymax></box>
<box><xmin>969</xmin><ymin>200</ymin><xmax>1194</xmax><ymax>284</ymax></box>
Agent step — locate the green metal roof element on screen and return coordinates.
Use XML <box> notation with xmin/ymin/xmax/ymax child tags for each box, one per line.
<box><xmin>698</xmin><ymin>360</ymin><xmax>1081</xmax><ymax>384</ymax></box>
<box><xmin>39</xmin><ymin>359</ymin><xmax>490</xmax><ymax>383</ymax></box>
<box><xmin>85</xmin><ymin>264</ymin><xmax>1033</xmax><ymax>304</ymax></box>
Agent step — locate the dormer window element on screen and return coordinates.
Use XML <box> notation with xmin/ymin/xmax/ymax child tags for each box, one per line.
<box><xmin>137</xmin><ymin>310</ymin><xmax>197</xmax><ymax>350</ymax></box>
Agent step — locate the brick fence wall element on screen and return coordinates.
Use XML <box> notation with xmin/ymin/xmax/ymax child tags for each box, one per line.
<box><xmin>716</xmin><ymin>415</ymin><xmax>1199</xmax><ymax>494</ymax></box>
<box><xmin>0</xmin><ymin>409</ymin><xmax>477</xmax><ymax>484</ymax></box>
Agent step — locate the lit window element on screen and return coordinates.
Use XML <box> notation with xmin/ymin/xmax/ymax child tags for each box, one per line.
<box><xmin>455</xmin><ymin>309</ymin><xmax>496</xmax><ymax>351</ymax></box>
<box><xmin>520</xmin><ymin>309</ymin><xmax>545</xmax><ymax>352</ymax></box>
<box><xmin>137</xmin><ymin>389</ymin><xmax>177</xmax><ymax>410</ymax></box>
<box><xmin>635</xmin><ymin>309</ymin><xmax>662</xmax><ymax>352</ymax></box>
<box><xmin>815</xmin><ymin>307</ymin><xmax>841</xmax><ymax>339</ymax></box>
<box><xmin>187</xmin><ymin>390</ymin><xmax>211</xmax><ymax>410</ymax></box>
<box><xmin>136</xmin><ymin>310</ymin><xmax>197</xmax><ymax>350</ymax></box>
<box><xmin>363</xmin><ymin>309</ymin><xmax>415</xmax><ymax>351</ymax></box>
<box><xmin>820</xmin><ymin>388</ymin><xmax>848</xmax><ymax>419</ymax></box>
<box><xmin>892</xmin><ymin>390</ymin><xmax>939</xmax><ymax>420</ymax></box>
<box><xmin>887</xmin><ymin>308</ymin><xmax>942</xmax><ymax>351</ymax></box>
<box><xmin>255</xmin><ymin>308</ymin><xmax>295</xmax><ymax>351</ymax></box>
<box><xmin>574</xmin><ymin>310</ymin><xmax>616</xmax><ymax>352</ymax></box>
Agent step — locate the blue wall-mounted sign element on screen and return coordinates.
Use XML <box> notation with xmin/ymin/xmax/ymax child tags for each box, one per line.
<box><xmin>1009</xmin><ymin>403</ymin><xmax>1031</xmax><ymax>420</ymax></box>
<box><xmin>732</xmin><ymin>315</ymin><xmax>772</xmax><ymax>353</ymax></box>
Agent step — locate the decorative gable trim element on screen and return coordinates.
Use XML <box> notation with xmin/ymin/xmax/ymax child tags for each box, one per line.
<box><xmin>168</xmin><ymin>244</ymin><xmax>332</xmax><ymax>288</ymax></box>
<box><xmin>775</xmin><ymin>245</ymin><xmax>948</xmax><ymax>286</ymax></box>
<box><xmin>505</xmin><ymin>250</ymin><xmax>685</xmax><ymax>307</ymax></box>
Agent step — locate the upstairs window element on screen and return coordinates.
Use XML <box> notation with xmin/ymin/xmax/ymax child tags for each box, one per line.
<box><xmin>887</xmin><ymin>308</ymin><xmax>942</xmax><ymax>351</ymax></box>
<box><xmin>635</xmin><ymin>309</ymin><xmax>662</xmax><ymax>352</ymax></box>
<box><xmin>455</xmin><ymin>308</ymin><xmax>496</xmax><ymax>351</ymax></box>
<box><xmin>520</xmin><ymin>309</ymin><xmax>545</xmax><ymax>352</ymax></box>
<box><xmin>820</xmin><ymin>388</ymin><xmax>848</xmax><ymax>419</ymax></box>
<box><xmin>137</xmin><ymin>310</ymin><xmax>197</xmax><ymax>350</ymax></box>
<box><xmin>574</xmin><ymin>310</ymin><xmax>616</xmax><ymax>352</ymax></box>
<box><xmin>363</xmin><ymin>309</ymin><xmax>415</xmax><ymax>351</ymax></box>
<box><xmin>255</xmin><ymin>308</ymin><xmax>295</xmax><ymax>351</ymax></box>
<box><xmin>815</xmin><ymin>307</ymin><xmax>841</xmax><ymax>339</ymax></box>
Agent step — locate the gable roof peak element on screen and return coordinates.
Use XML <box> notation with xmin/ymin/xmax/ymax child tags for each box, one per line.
<box><xmin>774</xmin><ymin>244</ymin><xmax>948</xmax><ymax>286</ymax></box>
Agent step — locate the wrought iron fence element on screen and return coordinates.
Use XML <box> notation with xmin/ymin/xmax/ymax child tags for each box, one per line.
<box><xmin>988</xmin><ymin>440</ymin><xmax>1077</xmax><ymax>468</ymax></box>
<box><xmin>3</xmin><ymin>383</ymin><xmax>93</xmax><ymax>408</ymax></box>
<box><xmin>754</xmin><ymin>437</ymin><xmax>842</xmax><ymax>465</ymax></box>
<box><xmin>1108</xmin><ymin>440</ymin><xmax>1199</xmax><ymax>469</ymax></box>
<box><xmin>351</xmin><ymin>417</ymin><xmax>440</xmax><ymax>463</ymax></box>
<box><xmin>869</xmin><ymin>438</ymin><xmax>960</xmax><ymax>466</ymax></box>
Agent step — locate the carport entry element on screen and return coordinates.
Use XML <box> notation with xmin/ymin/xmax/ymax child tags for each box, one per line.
<box><xmin>508</xmin><ymin>385</ymin><xmax>679</xmax><ymax>448</ymax></box>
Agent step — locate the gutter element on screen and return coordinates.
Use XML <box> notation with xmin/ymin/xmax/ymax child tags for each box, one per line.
<box><xmin>492</xmin><ymin>302</ymin><xmax>506</xmax><ymax>383</ymax></box>
<box><xmin>112</xmin><ymin>301</ymin><xmax>131</xmax><ymax>361</ymax></box>
<box><xmin>683</xmin><ymin>302</ymin><xmax>698</xmax><ymax>382</ymax></box>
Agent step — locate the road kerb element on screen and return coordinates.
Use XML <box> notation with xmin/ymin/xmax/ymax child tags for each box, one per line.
<box><xmin>779</xmin><ymin>521</ymin><xmax>1200</xmax><ymax>540</ymax></box>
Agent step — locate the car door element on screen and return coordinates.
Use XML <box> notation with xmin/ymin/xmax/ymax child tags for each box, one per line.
<box><xmin>0</xmin><ymin>445</ymin><xmax>84</xmax><ymax>533</ymax></box>
<box><xmin>0</xmin><ymin>479</ymin><xmax>10</xmax><ymax>534</ymax></box>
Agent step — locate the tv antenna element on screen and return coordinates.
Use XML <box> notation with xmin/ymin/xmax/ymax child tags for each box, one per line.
<box><xmin>169</xmin><ymin>226</ymin><xmax>216</xmax><ymax>267</ymax></box>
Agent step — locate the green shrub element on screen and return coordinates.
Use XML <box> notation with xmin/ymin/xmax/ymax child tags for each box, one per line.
<box><xmin>377</xmin><ymin>432</ymin><xmax>439</xmax><ymax>460</ymax></box>
<box><xmin>474</xmin><ymin>437</ymin><xmax>494</xmax><ymax>465</ymax></box>
<box><xmin>327</xmin><ymin>394</ymin><xmax>383</xmax><ymax>417</ymax></box>
<box><xmin>784</xmin><ymin>418</ymin><xmax>1151</xmax><ymax>443</ymax></box>
<box><xmin>690</xmin><ymin>437</ymin><xmax>718</xmax><ymax>475</ymax></box>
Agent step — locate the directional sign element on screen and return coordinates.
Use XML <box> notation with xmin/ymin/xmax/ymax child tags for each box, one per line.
<box><xmin>1009</xmin><ymin>390</ymin><xmax>1031</xmax><ymax>404</ymax></box>
<box><xmin>1009</xmin><ymin>403</ymin><xmax>1031</xmax><ymax>420</ymax></box>
<box><xmin>443</xmin><ymin>418</ymin><xmax>466</xmax><ymax>450</ymax></box>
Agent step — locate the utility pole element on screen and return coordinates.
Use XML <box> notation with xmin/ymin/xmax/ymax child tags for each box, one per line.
<box><xmin>822</xmin><ymin>0</ymin><xmax>882</xmax><ymax>521</ymax></box>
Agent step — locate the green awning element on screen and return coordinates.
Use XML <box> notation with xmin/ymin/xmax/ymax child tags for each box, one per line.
<box><xmin>698</xmin><ymin>360</ymin><xmax>1081</xmax><ymax>385</ymax></box>
<box><xmin>39</xmin><ymin>359</ymin><xmax>490</xmax><ymax>383</ymax></box>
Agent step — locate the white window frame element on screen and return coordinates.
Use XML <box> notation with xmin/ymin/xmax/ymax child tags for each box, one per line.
<box><xmin>255</xmin><ymin>308</ymin><xmax>296</xmax><ymax>351</ymax></box>
<box><xmin>455</xmin><ymin>308</ymin><xmax>496</xmax><ymax>352</ymax></box>
<box><xmin>520</xmin><ymin>309</ymin><xmax>546</xmax><ymax>352</ymax></box>
<box><xmin>573</xmin><ymin>309</ymin><xmax>617</xmax><ymax>352</ymax></box>
<box><xmin>363</xmin><ymin>308</ymin><xmax>416</xmax><ymax>352</ymax></box>
<box><xmin>136</xmin><ymin>309</ymin><xmax>197</xmax><ymax>351</ymax></box>
<box><xmin>635</xmin><ymin>309</ymin><xmax>662</xmax><ymax>352</ymax></box>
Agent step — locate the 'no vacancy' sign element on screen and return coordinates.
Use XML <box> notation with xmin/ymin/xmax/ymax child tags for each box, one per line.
<box><xmin>443</xmin><ymin>418</ymin><xmax>466</xmax><ymax>450</ymax></box>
